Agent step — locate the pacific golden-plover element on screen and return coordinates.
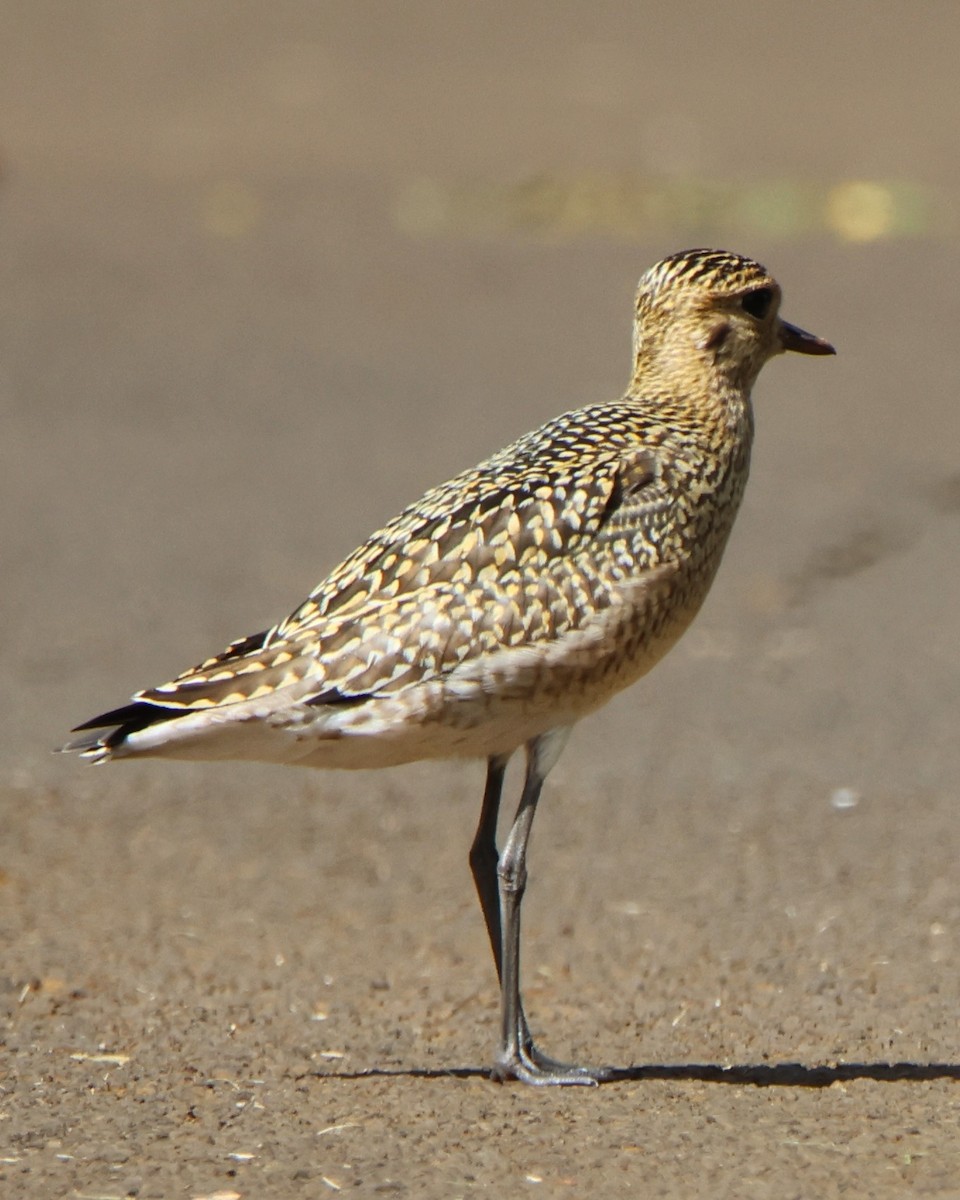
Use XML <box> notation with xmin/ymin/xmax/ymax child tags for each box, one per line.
<box><xmin>63</xmin><ymin>249</ymin><xmax>834</xmax><ymax>1085</ymax></box>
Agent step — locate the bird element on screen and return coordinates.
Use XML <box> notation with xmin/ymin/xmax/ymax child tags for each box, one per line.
<box><xmin>61</xmin><ymin>248</ymin><xmax>834</xmax><ymax>1085</ymax></box>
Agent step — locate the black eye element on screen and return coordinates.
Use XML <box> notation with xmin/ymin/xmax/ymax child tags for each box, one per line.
<box><xmin>741</xmin><ymin>287</ymin><xmax>773</xmax><ymax>319</ymax></box>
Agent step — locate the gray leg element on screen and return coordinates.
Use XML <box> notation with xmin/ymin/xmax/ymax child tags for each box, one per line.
<box><xmin>469</xmin><ymin>754</ymin><xmax>509</xmax><ymax>980</ymax></box>
<box><xmin>491</xmin><ymin>729</ymin><xmax>612</xmax><ymax>1085</ymax></box>
<box><xmin>469</xmin><ymin>752</ymin><xmax>548</xmax><ymax>1070</ymax></box>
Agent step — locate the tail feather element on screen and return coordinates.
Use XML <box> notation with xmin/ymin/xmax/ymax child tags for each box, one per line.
<box><xmin>59</xmin><ymin>626</ymin><xmax>277</xmax><ymax>761</ymax></box>
<box><xmin>59</xmin><ymin>700</ymin><xmax>188</xmax><ymax>760</ymax></box>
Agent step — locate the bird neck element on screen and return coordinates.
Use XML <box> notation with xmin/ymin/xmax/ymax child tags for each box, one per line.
<box><xmin>631</xmin><ymin>346</ymin><xmax>754</xmax><ymax>409</ymax></box>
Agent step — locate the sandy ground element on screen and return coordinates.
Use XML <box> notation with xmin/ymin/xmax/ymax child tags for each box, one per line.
<box><xmin>3</xmin><ymin>2</ymin><xmax>960</xmax><ymax>1196</ymax></box>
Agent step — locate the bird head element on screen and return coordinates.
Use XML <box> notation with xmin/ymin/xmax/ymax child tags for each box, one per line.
<box><xmin>632</xmin><ymin>249</ymin><xmax>834</xmax><ymax>391</ymax></box>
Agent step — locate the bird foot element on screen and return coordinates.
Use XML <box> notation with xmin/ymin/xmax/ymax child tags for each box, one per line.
<box><xmin>492</xmin><ymin>1038</ymin><xmax>613</xmax><ymax>1086</ymax></box>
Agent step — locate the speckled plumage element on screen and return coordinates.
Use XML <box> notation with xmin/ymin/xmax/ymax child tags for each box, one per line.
<box><xmin>63</xmin><ymin>248</ymin><xmax>834</xmax><ymax>1084</ymax></box>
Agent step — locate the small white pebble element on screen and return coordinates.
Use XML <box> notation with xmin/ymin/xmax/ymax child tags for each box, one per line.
<box><xmin>830</xmin><ymin>787</ymin><xmax>860</xmax><ymax>811</ymax></box>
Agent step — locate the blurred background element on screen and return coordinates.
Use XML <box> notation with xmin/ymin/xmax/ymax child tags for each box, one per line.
<box><xmin>3</xmin><ymin>4</ymin><xmax>960</xmax><ymax>1193</ymax></box>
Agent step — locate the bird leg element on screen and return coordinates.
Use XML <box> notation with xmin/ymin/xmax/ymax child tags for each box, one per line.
<box><xmin>469</xmin><ymin>754</ymin><xmax>549</xmax><ymax>1066</ymax></box>
<box><xmin>471</xmin><ymin>732</ymin><xmax>611</xmax><ymax>1085</ymax></box>
<box><xmin>469</xmin><ymin>754</ymin><xmax>509</xmax><ymax>980</ymax></box>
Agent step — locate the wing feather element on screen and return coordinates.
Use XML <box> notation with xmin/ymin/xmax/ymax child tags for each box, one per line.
<box><xmin>70</xmin><ymin>405</ymin><xmax>675</xmax><ymax>744</ymax></box>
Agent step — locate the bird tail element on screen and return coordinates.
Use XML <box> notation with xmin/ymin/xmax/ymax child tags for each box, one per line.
<box><xmin>58</xmin><ymin>699</ymin><xmax>188</xmax><ymax>762</ymax></box>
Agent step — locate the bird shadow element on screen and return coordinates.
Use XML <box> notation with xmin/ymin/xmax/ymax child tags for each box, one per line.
<box><xmin>307</xmin><ymin>1060</ymin><xmax>960</xmax><ymax>1087</ymax></box>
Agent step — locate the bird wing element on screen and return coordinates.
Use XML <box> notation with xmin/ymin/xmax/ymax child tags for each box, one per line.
<box><xmin>69</xmin><ymin>407</ymin><xmax>675</xmax><ymax>740</ymax></box>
